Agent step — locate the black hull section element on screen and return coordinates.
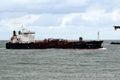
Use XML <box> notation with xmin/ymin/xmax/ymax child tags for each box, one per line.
<box><xmin>111</xmin><ymin>42</ymin><xmax>120</xmax><ymax>44</ymax></box>
<box><xmin>6</xmin><ymin>41</ymin><xmax>103</xmax><ymax>49</ymax></box>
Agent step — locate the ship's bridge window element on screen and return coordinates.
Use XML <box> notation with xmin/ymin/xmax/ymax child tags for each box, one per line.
<box><xmin>23</xmin><ymin>34</ymin><xmax>29</xmax><ymax>37</ymax></box>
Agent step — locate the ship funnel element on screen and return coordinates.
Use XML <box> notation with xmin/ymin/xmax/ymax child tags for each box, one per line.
<box><xmin>13</xmin><ymin>30</ymin><xmax>16</xmax><ymax>36</ymax></box>
<box><xmin>18</xmin><ymin>31</ymin><xmax>21</xmax><ymax>35</ymax></box>
<box><xmin>79</xmin><ymin>37</ymin><xmax>83</xmax><ymax>41</ymax></box>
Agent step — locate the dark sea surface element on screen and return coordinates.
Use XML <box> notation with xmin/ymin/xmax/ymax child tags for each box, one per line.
<box><xmin>0</xmin><ymin>40</ymin><xmax>120</xmax><ymax>80</ymax></box>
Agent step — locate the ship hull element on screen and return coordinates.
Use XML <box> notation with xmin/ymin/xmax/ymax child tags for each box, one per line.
<box><xmin>6</xmin><ymin>41</ymin><xmax>103</xmax><ymax>49</ymax></box>
<box><xmin>111</xmin><ymin>42</ymin><xmax>120</xmax><ymax>44</ymax></box>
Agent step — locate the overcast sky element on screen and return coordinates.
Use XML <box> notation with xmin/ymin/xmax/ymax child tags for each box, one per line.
<box><xmin>0</xmin><ymin>0</ymin><xmax>120</xmax><ymax>40</ymax></box>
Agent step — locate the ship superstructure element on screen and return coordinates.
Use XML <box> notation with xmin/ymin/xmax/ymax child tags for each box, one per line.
<box><xmin>111</xmin><ymin>26</ymin><xmax>120</xmax><ymax>44</ymax></box>
<box><xmin>10</xmin><ymin>28</ymin><xmax>35</xmax><ymax>43</ymax></box>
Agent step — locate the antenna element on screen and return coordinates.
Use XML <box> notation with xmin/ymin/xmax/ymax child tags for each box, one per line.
<box><xmin>97</xmin><ymin>31</ymin><xmax>100</xmax><ymax>41</ymax></box>
<box><xmin>21</xmin><ymin>25</ymin><xmax>27</xmax><ymax>32</ymax></box>
<box><xmin>21</xmin><ymin>25</ymin><xmax>24</xmax><ymax>31</ymax></box>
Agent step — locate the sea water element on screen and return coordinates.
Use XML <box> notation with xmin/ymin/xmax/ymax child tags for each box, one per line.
<box><xmin>0</xmin><ymin>40</ymin><xmax>120</xmax><ymax>80</ymax></box>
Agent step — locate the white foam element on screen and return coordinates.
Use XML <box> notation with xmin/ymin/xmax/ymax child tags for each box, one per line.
<box><xmin>98</xmin><ymin>48</ymin><xmax>107</xmax><ymax>50</ymax></box>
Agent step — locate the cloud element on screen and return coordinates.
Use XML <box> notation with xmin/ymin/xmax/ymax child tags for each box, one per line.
<box><xmin>112</xmin><ymin>9</ymin><xmax>120</xmax><ymax>22</ymax></box>
<box><xmin>0</xmin><ymin>0</ymin><xmax>119</xmax><ymax>14</ymax></box>
<box><xmin>30</xmin><ymin>14</ymin><xmax>63</xmax><ymax>27</ymax></box>
<box><xmin>1</xmin><ymin>8</ymin><xmax>120</xmax><ymax>31</ymax></box>
<box><xmin>1</xmin><ymin>0</ymin><xmax>120</xmax><ymax>40</ymax></box>
<box><xmin>0</xmin><ymin>0</ymin><xmax>88</xmax><ymax>14</ymax></box>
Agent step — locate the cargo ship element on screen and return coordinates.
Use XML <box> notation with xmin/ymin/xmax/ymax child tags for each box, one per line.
<box><xmin>6</xmin><ymin>28</ymin><xmax>103</xmax><ymax>49</ymax></box>
<box><xmin>111</xmin><ymin>26</ymin><xmax>120</xmax><ymax>44</ymax></box>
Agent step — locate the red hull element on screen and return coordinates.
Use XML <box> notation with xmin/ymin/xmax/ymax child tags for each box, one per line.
<box><xmin>6</xmin><ymin>40</ymin><xmax>103</xmax><ymax>49</ymax></box>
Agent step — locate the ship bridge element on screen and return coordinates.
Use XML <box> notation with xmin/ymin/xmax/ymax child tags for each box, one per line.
<box><xmin>11</xmin><ymin>27</ymin><xmax>35</xmax><ymax>43</ymax></box>
<box><xmin>19</xmin><ymin>28</ymin><xmax>35</xmax><ymax>43</ymax></box>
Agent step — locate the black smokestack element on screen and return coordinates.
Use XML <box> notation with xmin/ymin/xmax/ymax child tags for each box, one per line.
<box><xmin>13</xmin><ymin>30</ymin><xmax>16</xmax><ymax>36</ymax></box>
<box><xmin>18</xmin><ymin>31</ymin><xmax>21</xmax><ymax>35</ymax></box>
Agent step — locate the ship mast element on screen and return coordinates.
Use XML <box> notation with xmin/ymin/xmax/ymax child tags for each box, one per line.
<box><xmin>97</xmin><ymin>31</ymin><xmax>100</xmax><ymax>41</ymax></box>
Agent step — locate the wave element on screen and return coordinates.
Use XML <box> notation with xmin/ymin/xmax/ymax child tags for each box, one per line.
<box><xmin>0</xmin><ymin>48</ymin><xmax>6</xmax><ymax>50</ymax></box>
